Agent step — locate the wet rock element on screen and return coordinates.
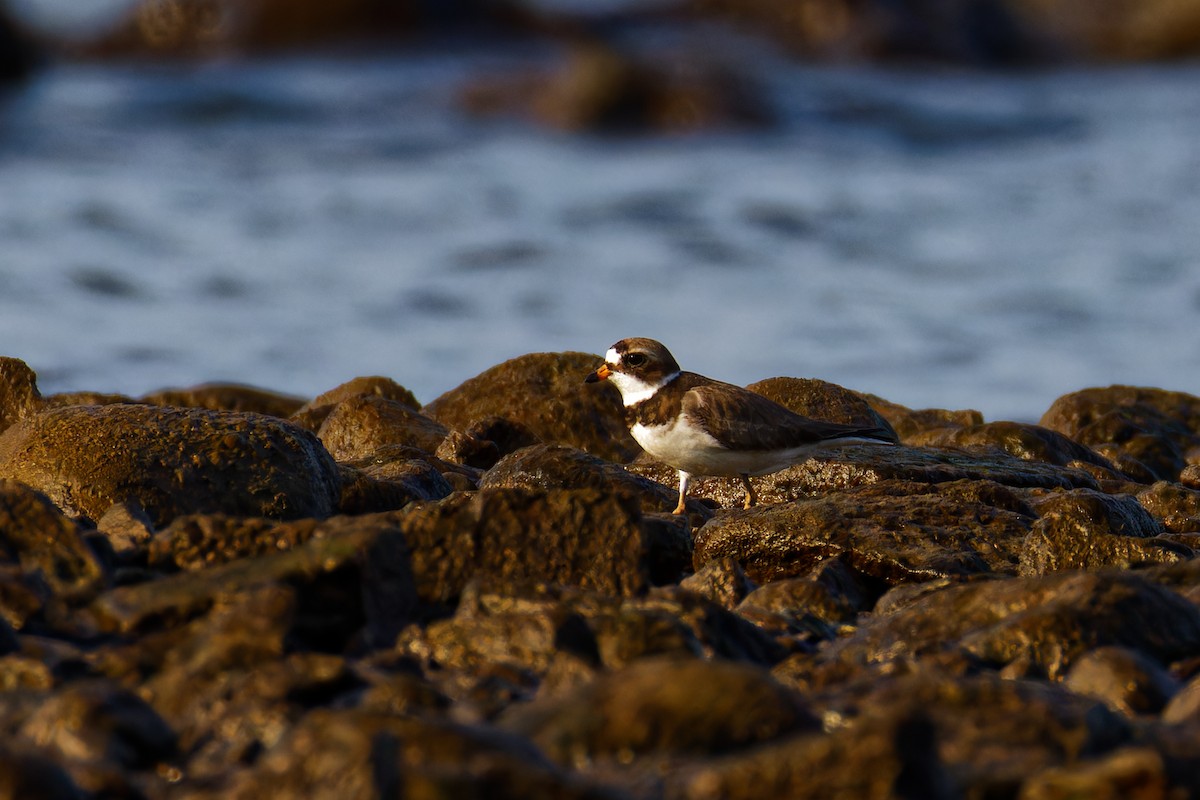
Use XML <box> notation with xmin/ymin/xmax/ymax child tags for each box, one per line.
<box><xmin>141</xmin><ymin>582</ymin><xmax>359</xmax><ymax>779</ymax></box>
<box><xmin>680</xmin><ymin>557</ymin><xmax>757</xmax><ymax>610</ymax></box>
<box><xmin>90</xmin><ymin>514</ymin><xmax>416</xmax><ymax>651</ymax></box>
<box><xmin>805</xmin><ymin>670</ymin><xmax>1131</xmax><ymax>800</ymax></box>
<box><xmin>425</xmin><ymin>350</ymin><xmax>638</xmax><ymax>464</ymax></box>
<box><xmin>290</xmin><ymin>375</ymin><xmax>420</xmax><ymax>431</ymax></box>
<box><xmin>317</xmin><ymin>394</ymin><xmax>449</xmax><ymax>461</ymax></box>
<box><xmin>141</xmin><ymin>382</ymin><xmax>306</xmax><ymax>418</ymax></box>
<box><xmin>0</xmin><ymin>357</ymin><xmax>41</xmax><ymax>436</ymax></box>
<box><xmin>435</xmin><ymin>429</ymin><xmax>501</xmax><ymax>469</ymax></box>
<box><xmin>336</xmin><ymin>456</ymin><xmax>455</xmax><ymax>515</ymax></box>
<box><xmin>460</xmin><ymin>415</ymin><xmax>541</xmax><ymax>460</ymax></box>
<box><xmin>480</xmin><ymin>443</ymin><xmax>712</xmax><ymax>522</ymax></box>
<box><xmin>1137</xmin><ymin>481</ymin><xmax>1200</xmax><ymax>533</ymax></box>
<box><xmin>501</xmin><ymin>656</ymin><xmax>818</xmax><ymax>767</ymax></box>
<box><xmin>396</xmin><ymin>580</ymin><xmax>784</xmax><ymax>703</ymax></box>
<box><xmin>40</xmin><ymin>392</ymin><xmax>137</xmax><ymax>409</ymax></box>
<box><xmin>461</xmin><ymin>41</ymin><xmax>771</xmax><ymax>134</ymax></box>
<box><xmin>693</xmin><ymin>479</ymin><xmax>1034</xmax><ymax>585</ymax></box>
<box><xmin>860</xmin><ymin>392</ymin><xmax>984</xmax><ymax>440</ymax></box>
<box><xmin>1040</xmin><ymin>385</ymin><xmax>1200</xmax><ymax>481</ymax></box>
<box><xmin>737</xmin><ymin>556</ymin><xmax>874</xmax><ymax>630</ymax></box>
<box><xmin>1062</xmin><ymin>646</ymin><xmax>1180</xmax><ymax>716</ymax></box>
<box><xmin>629</xmin><ymin>442</ymin><xmax>1098</xmax><ymax>513</ymax></box>
<box><xmin>210</xmin><ymin>707</ymin><xmax>613</xmax><ymax>800</ymax></box>
<box><xmin>1181</xmin><ymin>463</ymin><xmax>1200</xmax><ymax>489</ymax></box>
<box><xmin>79</xmin><ymin>0</ymin><xmax>435</xmax><ymax>58</ymax></box>
<box><xmin>95</xmin><ymin>501</ymin><xmax>155</xmax><ymax>561</ymax></box>
<box><xmin>19</xmin><ymin>679</ymin><xmax>176</xmax><ymax>770</ymax></box>
<box><xmin>1017</xmin><ymin>746</ymin><xmax>1171</xmax><ymax>800</ymax></box>
<box><xmin>812</xmin><ymin>571</ymin><xmax>1200</xmax><ymax>681</ymax></box>
<box><xmin>0</xmin><ymin>403</ymin><xmax>341</xmax><ymax>527</ymax></box>
<box><xmin>1020</xmin><ymin>489</ymin><xmax>1189</xmax><ymax>575</ymax></box>
<box><xmin>664</xmin><ymin>703</ymin><xmax>950</xmax><ymax>800</ymax></box>
<box><xmin>1163</xmin><ymin>672</ymin><xmax>1200</xmax><ymax>723</ymax></box>
<box><xmin>0</xmin><ymin>743</ymin><xmax>84</xmax><ymax>800</ymax></box>
<box><xmin>0</xmin><ymin>480</ymin><xmax>105</xmax><ymax>625</ymax></box>
<box><xmin>689</xmin><ymin>0</ymin><xmax>1200</xmax><ymax>63</ymax></box>
<box><xmin>148</xmin><ymin>514</ymin><xmax>319</xmax><ymax>571</ymax></box>
<box><xmin>746</xmin><ymin>376</ymin><xmax>896</xmax><ymax>435</ymax></box>
<box><xmin>396</xmin><ymin>488</ymin><xmax>653</xmax><ymax>605</ymax></box>
<box><xmin>908</xmin><ymin>420</ymin><xmax>1126</xmax><ymax>476</ymax></box>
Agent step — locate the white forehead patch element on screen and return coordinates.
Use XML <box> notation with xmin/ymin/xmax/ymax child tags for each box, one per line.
<box><xmin>605</xmin><ymin>347</ymin><xmax>620</xmax><ymax>365</ymax></box>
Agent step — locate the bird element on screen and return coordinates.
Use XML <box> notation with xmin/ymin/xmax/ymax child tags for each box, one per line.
<box><xmin>585</xmin><ymin>337</ymin><xmax>898</xmax><ymax>515</ymax></box>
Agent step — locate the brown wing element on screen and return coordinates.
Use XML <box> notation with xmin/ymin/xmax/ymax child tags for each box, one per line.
<box><xmin>681</xmin><ymin>376</ymin><xmax>896</xmax><ymax>451</ymax></box>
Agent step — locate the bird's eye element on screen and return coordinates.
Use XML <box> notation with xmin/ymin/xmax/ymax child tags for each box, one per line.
<box><xmin>625</xmin><ymin>353</ymin><xmax>647</xmax><ymax>368</ymax></box>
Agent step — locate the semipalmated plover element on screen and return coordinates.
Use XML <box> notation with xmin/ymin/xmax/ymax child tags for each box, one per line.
<box><xmin>586</xmin><ymin>337</ymin><xmax>897</xmax><ymax>515</ymax></box>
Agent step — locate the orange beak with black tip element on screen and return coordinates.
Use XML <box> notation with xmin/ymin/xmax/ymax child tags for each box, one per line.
<box><xmin>585</xmin><ymin>364</ymin><xmax>612</xmax><ymax>383</ymax></box>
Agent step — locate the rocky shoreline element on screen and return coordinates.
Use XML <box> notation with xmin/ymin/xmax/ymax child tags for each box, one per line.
<box><xmin>3</xmin><ymin>350</ymin><xmax>1200</xmax><ymax>798</ymax></box>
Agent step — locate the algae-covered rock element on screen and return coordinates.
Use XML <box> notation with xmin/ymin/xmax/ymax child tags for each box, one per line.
<box><xmin>318</xmin><ymin>394</ymin><xmax>449</xmax><ymax>461</ymax></box>
<box><xmin>0</xmin><ymin>357</ymin><xmax>41</xmax><ymax>436</ymax></box>
<box><xmin>0</xmin><ymin>404</ymin><xmax>341</xmax><ymax>527</ymax></box>
<box><xmin>693</xmin><ymin>479</ymin><xmax>1034</xmax><ymax>585</ymax></box>
<box><xmin>141</xmin><ymin>382</ymin><xmax>306</xmax><ymax>418</ymax></box>
<box><xmin>425</xmin><ymin>351</ymin><xmax>638</xmax><ymax>463</ymax></box>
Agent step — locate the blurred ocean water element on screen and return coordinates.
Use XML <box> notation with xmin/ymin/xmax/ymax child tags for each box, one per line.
<box><xmin>3</xmin><ymin>43</ymin><xmax>1200</xmax><ymax>421</ymax></box>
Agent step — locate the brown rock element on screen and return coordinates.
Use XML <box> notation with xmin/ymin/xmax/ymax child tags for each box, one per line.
<box><xmin>860</xmin><ymin>391</ymin><xmax>984</xmax><ymax>440</ymax></box>
<box><xmin>738</xmin><ymin>556</ymin><xmax>873</xmax><ymax>629</ymax></box>
<box><xmin>680</xmin><ymin>557</ymin><xmax>757</xmax><ymax>610</ymax></box>
<box><xmin>1163</xmin><ymin>672</ymin><xmax>1200</xmax><ymax>723</ymax></box>
<box><xmin>1063</xmin><ymin>646</ymin><xmax>1180</xmax><ymax>716</ymax></box>
<box><xmin>18</xmin><ymin>679</ymin><xmax>176</xmax><ymax>770</ymax></box>
<box><xmin>664</xmin><ymin>702</ymin><xmax>950</xmax><ymax>800</ymax></box>
<box><xmin>1137</xmin><ymin>481</ymin><xmax>1200</xmax><ymax>533</ymax></box>
<box><xmin>80</xmin><ymin>0</ymin><xmax>426</xmax><ymax>58</ymax></box>
<box><xmin>424</xmin><ymin>351</ymin><xmax>638</xmax><ymax>464</ymax></box>
<box><xmin>480</xmin><ymin>443</ymin><xmax>713</xmax><ymax>522</ymax></box>
<box><xmin>0</xmin><ymin>404</ymin><xmax>341</xmax><ymax>527</ymax></box>
<box><xmin>396</xmin><ymin>488</ymin><xmax>652</xmax><ymax>605</ymax></box>
<box><xmin>693</xmin><ymin>479</ymin><xmax>1034</xmax><ymax>585</ymax></box>
<box><xmin>501</xmin><ymin>656</ymin><xmax>818</xmax><ymax>766</ymax></box>
<box><xmin>141</xmin><ymin>382</ymin><xmax>306</xmax><ymax>417</ymax></box>
<box><xmin>629</xmin><ymin>442</ymin><xmax>1099</xmax><ymax>513</ymax></box>
<box><xmin>1040</xmin><ymin>385</ymin><xmax>1200</xmax><ymax>481</ymax></box>
<box><xmin>40</xmin><ymin>392</ymin><xmax>136</xmax><ymax>409</ymax></box>
<box><xmin>95</xmin><ymin>501</ymin><xmax>155</xmax><ymax>560</ymax></box>
<box><xmin>462</xmin><ymin>42</ymin><xmax>771</xmax><ymax>134</ymax></box>
<box><xmin>814</xmin><ymin>571</ymin><xmax>1200</xmax><ymax>681</ymax></box>
<box><xmin>803</xmin><ymin>670</ymin><xmax>1131</xmax><ymax>800</ymax></box>
<box><xmin>396</xmin><ymin>580</ymin><xmax>784</xmax><ymax>694</ymax></box>
<box><xmin>317</xmin><ymin>394</ymin><xmax>449</xmax><ymax>461</ymax></box>
<box><xmin>746</xmin><ymin>376</ymin><xmax>896</xmax><ymax>434</ymax></box>
<box><xmin>909</xmin><ymin>420</ymin><xmax>1125</xmax><ymax>476</ymax></box>
<box><xmin>1020</xmin><ymin>489</ymin><xmax>1189</xmax><ymax>576</ymax></box>
<box><xmin>1181</xmin><ymin>463</ymin><xmax>1200</xmax><ymax>489</ymax></box>
<box><xmin>89</xmin><ymin>514</ymin><xmax>416</xmax><ymax>651</ymax></box>
<box><xmin>211</xmin><ymin>707</ymin><xmax>612</xmax><ymax>800</ymax></box>
<box><xmin>1017</xmin><ymin>746</ymin><xmax>1171</xmax><ymax>800</ymax></box>
<box><xmin>0</xmin><ymin>480</ymin><xmax>105</xmax><ymax>623</ymax></box>
<box><xmin>290</xmin><ymin>375</ymin><xmax>419</xmax><ymax>431</ymax></box>
<box><xmin>0</xmin><ymin>744</ymin><xmax>84</xmax><ymax>800</ymax></box>
<box><xmin>0</xmin><ymin>357</ymin><xmax>40</xmax><ymax>436</ymax></box>
<box><xmin>336</xmin><ymin>457</ymin><xmax>455</xmax><ymax>515</ymax></box>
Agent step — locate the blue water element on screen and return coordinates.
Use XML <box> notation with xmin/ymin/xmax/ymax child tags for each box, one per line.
<box><xmin>3</xmin><ymin>42</ymin><xmax>1200</xmax><ymax>421</ymax></box>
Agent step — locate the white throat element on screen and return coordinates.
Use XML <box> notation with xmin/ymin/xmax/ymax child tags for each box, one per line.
<box><xmin>608</xmin><ymin>370</ymin><xmax>680</xmax><ymax>407</ymax></box>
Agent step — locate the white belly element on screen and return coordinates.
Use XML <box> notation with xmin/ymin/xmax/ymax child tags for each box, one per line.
<box><xmin>631</xmin><ymin>420</ymin><xmax>820</xmax><ymax>477</ymax></box>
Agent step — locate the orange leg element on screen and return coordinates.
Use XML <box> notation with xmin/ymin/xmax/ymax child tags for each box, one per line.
<box><xmin>672</xmin><ymin>471</ymin><xmax>690</xmax><ymax>515</ymax></box>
